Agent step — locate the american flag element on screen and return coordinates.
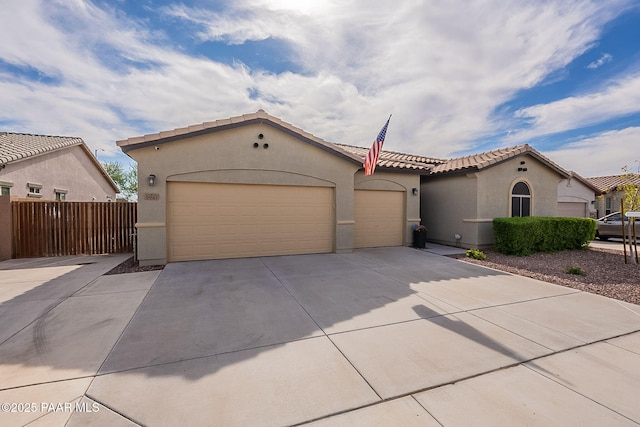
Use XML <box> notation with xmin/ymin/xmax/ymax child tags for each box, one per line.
<box><xmin>364</xmin><ymin>115</ymin><xmax>391</xmax><ymax>175</ymax></box>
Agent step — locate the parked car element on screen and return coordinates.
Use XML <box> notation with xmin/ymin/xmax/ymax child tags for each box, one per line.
<box><xmin>596</xmin><ymin>212</ymin><xmax>640</xmax><ymax>240</ymax></box>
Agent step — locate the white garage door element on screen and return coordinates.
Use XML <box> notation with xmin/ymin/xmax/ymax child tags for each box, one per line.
<box><xmin>354</xmin><ymin>190</ymin><xmax>404</xmax><ymax>248</ymax></box>
<box><xmin>167</xmin><ymin>182</ymin><xmax>334</xmax><ymax>262</ymax></box>
<box><xmin>558</xmin><ymin>202</ymin><xmax>587</xmax><ymax>218</ymax></box>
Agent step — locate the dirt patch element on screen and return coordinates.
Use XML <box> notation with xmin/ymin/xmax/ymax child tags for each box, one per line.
<box><xmin>455</xmin><ymin>247</ymin><xmax>640</xmax><ymax>305</ymax></box>
<box><xmin>104</xmin><ymin>256</ymin><xmax>164</xmax><ymax>275</ymax></box>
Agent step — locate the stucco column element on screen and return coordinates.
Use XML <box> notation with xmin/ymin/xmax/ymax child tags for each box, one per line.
<box><xmin>0</xmin><ymin>196</ymin><xmax>12</xmax><ymax>260</ymax></box>
<box><xmin>335</xmin><ymin>176</ymin><xmax>355</xmax><ymax>253</ymax></box>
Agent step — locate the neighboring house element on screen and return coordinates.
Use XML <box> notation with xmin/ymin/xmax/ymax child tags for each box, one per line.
<box><xmin>587</xmin><ymin>174</ymin><xmax>640</xmax><ymax>218</ymax></box>
<box><xmin>420</xmin><ymin>145</ymin><xmax>588</xmax><ymax>248</ymax></box>
<box><xmin>0</xmin><ymin>132</ymin><xmax>119</xmax><ymax>201</ymax></box>
<box><xmin>558</xmin><ymin>172</ymin><xmax>601</xmax><ymax>218</ymax></box>
<box><xmin>117</xmin><ymin>110</ymin><xmax>427</xmax><ymax>266</ymax></box>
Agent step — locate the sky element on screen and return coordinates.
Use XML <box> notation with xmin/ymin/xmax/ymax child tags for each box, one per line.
<box><xmin>1</xmin><ymin>0</ymin><xmax>640</xmax><ymax>178</ymax></box>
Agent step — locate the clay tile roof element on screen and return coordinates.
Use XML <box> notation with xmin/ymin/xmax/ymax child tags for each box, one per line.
<box><xmin>586</xmin><ymin>174</ymin><xmax>640</xmax><ymax>192</ymax></box>
<box><xmin>335</xmin><ymin>143</ymin><xmax>446</xmax><ymax>172</ymax></box>
<box><xmin>0</xmin><ymin>132</ymin><xmax>85</xmax><ymax>166</ymax></box>
<box><xmin>429</xmin><ymin>143</ymin><xmax>570</xmax><ymax>178</ymax></box>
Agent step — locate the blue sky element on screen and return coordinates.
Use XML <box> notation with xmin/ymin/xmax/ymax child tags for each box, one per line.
<box><xmin>1</xmin><ymin>0</ymin><xmax>640</xmax><ymax>177</ymax></box>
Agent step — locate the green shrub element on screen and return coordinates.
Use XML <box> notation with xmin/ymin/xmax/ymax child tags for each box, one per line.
<box><xmin>493</xmin><ymin>217</ymin><xmax>596</xmax><ymax>256</ymax></box>
<box><xmin>565</xmin><ymin>266</ymin><xmax>585</xmax><ymax>276</ymax></box>
<box><xmin>466</xmin><ymin>248</ymin><xmax>487</xmax><ymax>260</ymax></box>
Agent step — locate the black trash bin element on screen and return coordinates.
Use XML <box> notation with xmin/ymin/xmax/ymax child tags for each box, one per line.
<box><xmin>413</xmin><ymin>227</ymin><xmax>427</xmax><ymax>248</ymax></box>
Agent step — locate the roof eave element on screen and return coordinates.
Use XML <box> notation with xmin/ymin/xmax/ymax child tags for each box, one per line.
<box><xmin>117</xmin><ymin>116</ymin><xmax>364</xmax><ymax>166</ymax></box>
<box><xmin>77</xmin><ymin>143</ymin><xmax>121</xmax><ymax>194</ymax></box>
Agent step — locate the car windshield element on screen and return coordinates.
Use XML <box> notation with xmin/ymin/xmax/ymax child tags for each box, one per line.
<box><xmin>599</xmin><ymin>212</ymin><xmax>622</xmax><ymax>221</ymax></box>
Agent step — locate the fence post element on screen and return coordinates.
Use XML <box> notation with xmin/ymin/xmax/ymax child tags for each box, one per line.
<box><xmin>0</xmin><ymin>196</ymin><xmax>12</xmax><ymax>260</ymax></box>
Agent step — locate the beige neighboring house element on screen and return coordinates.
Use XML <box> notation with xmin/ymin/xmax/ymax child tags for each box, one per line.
<box><xmin>558</xmin><ymin>172</ymin><xmax>601</xmax><ymax>218</ymax></box>
<box><xmin>117</xmin><ymin>110</ymin><xmax>429</xmax><ymax>266</ymax></box>
<box><xmin>587</xmin><ymin>174</ymin><xmax>640</xmax><ymax>218</ymax></box>
<box><xmin>0</xmin><ymin>132</ymin><xmax>119</xmax><ymax>201</ymax></box>
<box><xmin>419</xmin><ymin>144</ymin><xmax>589</xmax><ymax>248</ymax></box>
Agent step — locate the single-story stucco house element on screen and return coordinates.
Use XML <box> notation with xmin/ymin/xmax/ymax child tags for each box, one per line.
<box><xmin>118</xmin><ymin>110</ymin><xmax>596</xmax><ymax>265</ymax></box>
<box><xmin>587</xmin><ymin>174</ymin><xmax>640</xmax><ymax>218</ymax></box>
<box><xmin>0</xmin><ymin>132</ymin><xmax>119</xmax><ymax>201</ymax></box>
<box><xmin>117</xmin><ymin>110</ymin><xmax>434</xmax><ymax>265</ymax></box>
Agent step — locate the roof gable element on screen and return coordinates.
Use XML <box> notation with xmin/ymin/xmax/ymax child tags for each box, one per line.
<box><xmin>117</xmin><ymin>110</ymin><xmax>362</xmax><ymax>164</ymax></box>
<box><xmin>429</xmin><ymin>144</ymin><xmax>571</xmax><ymax>178</ymax></box>
<box><xmin>0</xmin><ymin>132</ymin><xmax>119</xmax><ymax>193</ymax></box>
<box><xmin>117</xmin><ymin>110</ymin><xmax>434</xmax><ymax>174</ymax></box>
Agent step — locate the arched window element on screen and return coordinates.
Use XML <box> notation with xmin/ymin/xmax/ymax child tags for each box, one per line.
<box><xmin>511</xmin><ymin>181</ymin><xmax>531</xmax><ymax>217</ymax></box>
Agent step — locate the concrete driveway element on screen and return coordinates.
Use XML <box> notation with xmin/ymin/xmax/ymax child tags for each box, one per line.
<box><xmin>1</xmin><ymin>247</ymin><xmax>640</xmax><ymax>426</ymax></box>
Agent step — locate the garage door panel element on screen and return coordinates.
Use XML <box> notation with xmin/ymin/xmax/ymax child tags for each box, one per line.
<box><xmin>558</xmin><ymin>202</ymin><xmax>587</xmax><ymax>218</ymax></box>
<box><xmin>167</xmin><ymin>183</ymin><xmax>334</xmax><ymax>261</ymax></box>
<box><xmin>354</xmin><ymin>190</ymin><xmax>404</xmax><ymax>248</ymax></box>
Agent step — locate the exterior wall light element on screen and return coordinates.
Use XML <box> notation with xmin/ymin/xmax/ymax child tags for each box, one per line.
<box><xmin>412</xmin><ymin>188</ymin><xmax>418</xmax><ymax>196</ymax></box>
<box><xmin>148</xmin><ymin>174</ymin><xmax>156</xmax><ymax>186</ymax></box>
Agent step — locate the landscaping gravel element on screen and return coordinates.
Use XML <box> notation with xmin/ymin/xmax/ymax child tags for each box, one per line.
<box><xmin>458</xmin><ymin>246</ymin><xmax>640</xmax><ymax>305</ymax></box>
<box><xmin>104</xmin><ymin>256</ymin><xmax>164</xmax><ymax>275</ymax></box>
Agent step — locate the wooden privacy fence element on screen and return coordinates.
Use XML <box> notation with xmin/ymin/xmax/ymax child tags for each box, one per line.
<box><xmin>12</xmin><ymin>201</ymin><xmax>137</xmax><ymax>258</ymax></box>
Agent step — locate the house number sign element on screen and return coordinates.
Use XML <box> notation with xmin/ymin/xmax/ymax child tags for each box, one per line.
<box><xmin>144</xmin><ymin>193</ymin><xmax>160</xmax><ymax>201</ymax></box>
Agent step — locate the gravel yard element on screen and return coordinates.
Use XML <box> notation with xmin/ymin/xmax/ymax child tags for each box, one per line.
<box><xmin>458</xmin><ymin>245</ymin><xmax>640</xmax><ymax>305</ymax></box>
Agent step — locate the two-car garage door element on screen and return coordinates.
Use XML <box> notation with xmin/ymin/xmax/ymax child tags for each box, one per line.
<box><xmin>167</xmin><ymin>183</ymin><xmax>405</xmax><ymax>262</ymax></box>
<box><xmin>167</xmin><ymin>182</ymin><xmax>334</xmax><ymax>262</ymax></box>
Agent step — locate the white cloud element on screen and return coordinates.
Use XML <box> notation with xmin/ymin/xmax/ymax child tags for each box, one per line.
<box><xmin>0</xmin><ymin>0</ymin><xmax>633</xmax><ymax>165</ymax></box>
<box><xmin>507</xmin><ymin>73</ymin><xmax>640</xmax><ymax>143</ymax></box>
<box><xmin>587</xmin><ymin>52</ymin><xmax>613</xmax><ymax>69</ymax></box>
<box><xmin>163</xmin><ymin>0</ymin><xmax>627</xmax><ymax>157</ymax></box>
<box><xmin>542</xmin><ymin>127</ymin><xmax>640</xmax><ymax>177</ymax></box>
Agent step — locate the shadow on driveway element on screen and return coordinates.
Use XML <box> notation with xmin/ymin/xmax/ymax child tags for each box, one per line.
<box><xmin>4</xmin><ymin>247</ymin><xmax>638</xmax><ymax>425</ymax></box>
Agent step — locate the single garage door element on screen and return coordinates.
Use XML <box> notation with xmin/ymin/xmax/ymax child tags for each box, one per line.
<box><xmin>558</xmin><ymin>202</ymin><xmax>587</xmax><ymax>217</ymax></box>
<box><xmin>354</xmin><ymin>190</ymin><xmax>404</xmax><ymax>248</ymax></box>
<box><xmin>167</xmin><ymin>182</ymin><xmax>334</xmax><ymax>262</ymax></box>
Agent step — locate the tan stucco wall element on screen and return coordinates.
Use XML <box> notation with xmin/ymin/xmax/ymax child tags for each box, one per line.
<box><xmin>420</xmin><ymin>173</ymin><xmax>479</xmax><ymax>248</ymax></box>
<box><xmin>0</xmin><ymin>196</ymin><xmax>11</xmax><ymax>260</ymax></box>
<box><xmin>558</xmin><ymin>178</ymin><xmax>596</xmax><ymax>217</ymax></box>
<box><xmin>421</xmin><ymin>154</ymin><xmax>564</xmax><ymax>248</ymax></box>
<box><xmin>128</xmin><ymin>123</ymin><xmax>420</xmax><ymax>265</ymax></box>
<box><xmin>0</xmin><ymin>146</ymin><xmax>116</xmax><ymax>201</ymax></box>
